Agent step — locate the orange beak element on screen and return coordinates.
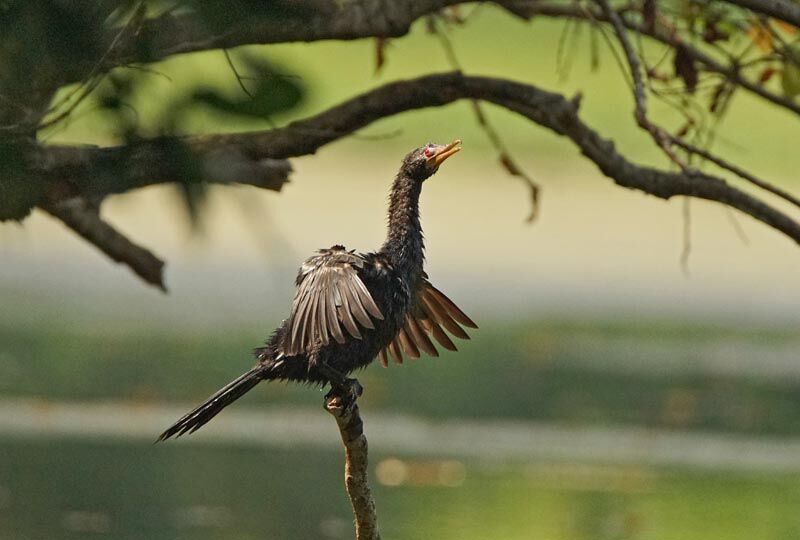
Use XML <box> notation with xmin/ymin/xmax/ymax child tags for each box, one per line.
<box><xmin>427</xmin><ymin>139</ymin><xmax>462</xmax><ymax>169</ymax></box>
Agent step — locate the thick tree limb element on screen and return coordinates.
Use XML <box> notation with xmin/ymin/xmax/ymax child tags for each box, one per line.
<box><xmin>38</xmin><ymin>73</ymin><xmax>800</xmax><ymax>247</ymax></box>
<box><xmin>40</xmin><ymin>197</ymin><xmax>166</xmax><ymax>290</ymax></box>
<box><xmin>33</xmin><ymin>144</ymin><xmax>291</xmax><ymax>202</ymax></box>
<box><xmin>57</xmin><ymin>0</ymin><xmax>795</xmax><ymax>120</ymax></box>
<box><xmin>9</xmin><ymin>2</ymin><xmax>797</xmax><ymax>290</ymax></box>
<box><xmin>324</xmin><ymin>389</ymin><xmax>381</xmax><ymax>540</ymax></box>
<box><xmin>66</xmin><ymin>0</ymin><xmax>460</xmax><ymax>86</ymax></box>
<box><xmin>24</xmin><ymin>147</ymin><xmax>289</xmax><ymax>291</ymax></box>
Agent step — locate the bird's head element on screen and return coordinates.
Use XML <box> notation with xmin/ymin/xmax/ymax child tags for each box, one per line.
<box><xmin>401</xmin><ymin>139</ymin><xmax>462</xmax><ymax>181</ymax></box>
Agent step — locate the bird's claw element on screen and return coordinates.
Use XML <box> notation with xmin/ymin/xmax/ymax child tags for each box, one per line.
<box><xmin>325</xmin><ymin>377</ymin><xmax>363</xmax><ymax>413</ymax></box>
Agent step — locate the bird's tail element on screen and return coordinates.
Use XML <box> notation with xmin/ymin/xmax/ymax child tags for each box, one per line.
<box><xmin>157</xmin><ymin>366</ymin><xmax>263</xmax><ymax>441</ymax></box>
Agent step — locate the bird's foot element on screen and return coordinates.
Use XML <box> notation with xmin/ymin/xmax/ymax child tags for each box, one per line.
<box><xmin>324</xmin><ymin>377</ymin><xmax>363</xmax><ymax>414</ymax></box>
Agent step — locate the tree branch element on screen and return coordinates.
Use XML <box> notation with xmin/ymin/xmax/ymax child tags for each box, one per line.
<box><xmin>324</xmin><ymin>389</ymin><xmax>381</xmax><ymax>540</ymax></box>
<box><xmin>40</xmin><ymin>197</ymin><xmax>166</xmax><ymax>290</ymax></box>
<box><xmin>37</xmin><ymin>72</ymin><xmax>800</xmax><ymax>248</ymax></box>
<box><xmin>497</xmin><ymin>1</ymin><xmax>800</xmax><ymax>116</ymax></box>
<box><xmin>65</xmin><ymin>0</ymin><xmax>460</xmax><ymax>87</ymax></box>
<box><xmin>724</xmin><ymin>0</ymin><xmax>800</xmax><ymax>28</ymax></box>
<box><xmin>592</xmin><ymin>0</ymin><xmax>800</xmax><ymax>213</ymax></box>
<box><xmin>75</xmin><ymin>1</ymin><xmax>796</xmax><ymax>120</ymax></box>
<box><xmin>595</xmin><ymin>0</ymin><xmax>688</xmax><ymax>169</ymax></box>
<box><xmin>670</xmin><ymin>137</ymin><xmax>800</xmax><ymax>211</ymax></box>
<box><xmin>33</xmin><ymin>144</ymin><xmax>291</xmax><ymax>203</ymax></box>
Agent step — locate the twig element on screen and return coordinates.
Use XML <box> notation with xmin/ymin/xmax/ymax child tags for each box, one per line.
<box><xmin>670</xmin><ymin>137</ymin><xmax>800</xmax><ymax>211</ymax></box>
<box><xmin>40</xmin><ymin>197</ymin><xmax>166</xmax><ymax>291</ymax></box>
<box><xmin>324</xmin><ymin>389</ymin><xmax>381</xmax><ymax>540</ymax></box>
<box><xmin>681</xmin><ymin>197</ymin><xmax>692</xmax><ymax>276</ymax></box>
<box><xmin>556</xmin><ymin>17</ymin><xmax>579</xmax><ymax>80</ymax></box>
<box><xmin>579</xmin><ymin>3</ymin><xmax>632</xmax><ymax>84</ymax></box>
<box><xmin>724</xmin><ymin>206</ymin><xmax>750</xmax><ymax>245</ymax></box>
<box><xmin>433</xmin><ymin>21</ymin><xmax>540</xmax><ymax>221</ymax></box>
<box><xmin>223</xmin><ymin>49</ymin><xmax>255</xmax><ymax>99</ymax></box>
<box><xmin>595</xmin><ymin>0</ymin><xmax>688</xmax><ymax>169</ymax></box>
<box><xmin>37</xmin><ymin>4</ymin><xmax>147</xmax><ymax>132</ymax></box>
<box><xmin>591</xmin><ymin>0</ymin><xmax>799</xmax><ymax>240</ymax></box>
<box><xmin>498</xmin><ymin>1</ymin><xmax>800</xmax><ymax>116</ymax></box>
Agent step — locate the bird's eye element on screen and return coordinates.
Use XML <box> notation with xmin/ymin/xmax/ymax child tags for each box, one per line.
<box><xmin>423</xmin><ymin>144</ymin><xmax>435</xmax><ymax>158</ymax></box>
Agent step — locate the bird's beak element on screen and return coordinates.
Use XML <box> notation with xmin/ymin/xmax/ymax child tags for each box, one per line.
<box><xmin>427</xmin><ymin>139</ymin><xmax>462</xmax><ymax>169</ymax></box>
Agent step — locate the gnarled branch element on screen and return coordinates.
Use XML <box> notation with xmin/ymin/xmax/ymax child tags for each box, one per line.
<box><xmin>39</xmin><ymin>73</ymin><xmax>800</xmax><ymax>247</ymax></box>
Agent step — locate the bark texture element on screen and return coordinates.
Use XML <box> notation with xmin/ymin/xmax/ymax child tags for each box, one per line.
<box><xmin>325</xmin><ymin>391</ymin><xmax>381</xmax><ymax>540</ymax></box>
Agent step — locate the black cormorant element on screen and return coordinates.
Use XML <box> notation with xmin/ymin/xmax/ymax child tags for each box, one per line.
<box><xmin>159</xmin><ymin>140</ymin><xmax>476</xmax><ymax>441</ymax></box>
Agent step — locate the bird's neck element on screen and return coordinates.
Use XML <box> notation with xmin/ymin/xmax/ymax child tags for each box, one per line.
<box><xmin>381</xmin><ymin>173</ymin><xmax>424</xmax><ymax>284</ymax></box>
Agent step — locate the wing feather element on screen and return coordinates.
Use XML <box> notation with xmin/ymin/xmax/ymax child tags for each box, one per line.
<box><xmin>311</xmin><ymin>283</ymin><xmax>322</xmax><ymax>345</ymax></box>
<box><xmin>397</xmin><ymin>326</ymin><xmax>420</xmax><ymax>358</ymax></box>
<box><xmin>326</xmin><ymin>280</ymin><xmax>345</xmax><ymax>345</ymax></box>
<box><xmin>281</xmin><ymin>247</ymin><xmax>383</xmax><ymax>356</ymax></box>
<box><xmin>388</xmin><ymin>338</ymin><xmax>403</xmax><ymax>364</ymax></box>
<box><xmin>295</xmin><ymin>284</ymin><xmax>314</xmax><ymax>352</ymax></box>
<box><xmin>345</xmin><ymin>278</ymin><xmax>375</xmax><ymax>329</ymax></box>
<box><xmin>289</xmin><ymin>289</ymin><xmax>309</xmax><ymax>349</ymax></box>
<box><xmin>406</xmin><ymin>316</ymin><xmax>438</xmax><ymax>357</ymax></box>
<box><xmin>377</xmin><ymin>278</ymin><xmax>476</xmax><ymax>366</ymax></box>
<box><xmin>336</xmin><ymin>280</ymin><xmax>362</xmax><ymax>339</ymax></box>
<box><xmin>426</xmin><ymin>286</ymin><xmax>478</xmax><ymax>328</ymax></box>
<box><xmin>421</xmin><ymin>293</ymin><xmax>470</xmax><ymax>339</ymax></box>
<box><xmin>351</xmin><ymin>276</ymin><xmax>384</xmax><ymax>320</ymax></box>
<box><xmin>319</xmin><ymin>271</ymin><xmax>334</xmax><ymax>344</ymax></box>
<box><xmin>426</xmin><ymin>319</ymin><xmax>457</xmax><ymax>351</ymax></box>
<box><xmin>379</xmin><ymin>348</ymin><xmax>389</xmax><ymax>367</ymax></box>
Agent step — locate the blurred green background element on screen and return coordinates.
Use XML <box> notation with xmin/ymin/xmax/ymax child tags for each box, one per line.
<box><xmin>3</xmin><ymin>6</ymin><xmax>800</xmax><ymax>540</ymax></box>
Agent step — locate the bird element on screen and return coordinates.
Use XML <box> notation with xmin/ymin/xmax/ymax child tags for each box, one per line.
<box><xmin>158</xmin><ymin>140</ymin><xmax>477</xmax><ymax>441</ymax></box>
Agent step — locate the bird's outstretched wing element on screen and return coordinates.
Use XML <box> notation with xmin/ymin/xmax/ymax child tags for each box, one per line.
<box><xmin>378</xmin><ymin>277</ymin><xmax>477</xmax><ymax>366</ymax></box>
<box><xmin>280</xmin><ymin>246</ymin><xmax>384</xmax><ymax>356</ymax></box>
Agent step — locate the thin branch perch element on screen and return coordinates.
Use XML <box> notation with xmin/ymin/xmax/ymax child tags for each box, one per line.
<box><xmin>324</xmin><ymin>389</ymin><xmax>381</xmax><ymax>540</ymax></box>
